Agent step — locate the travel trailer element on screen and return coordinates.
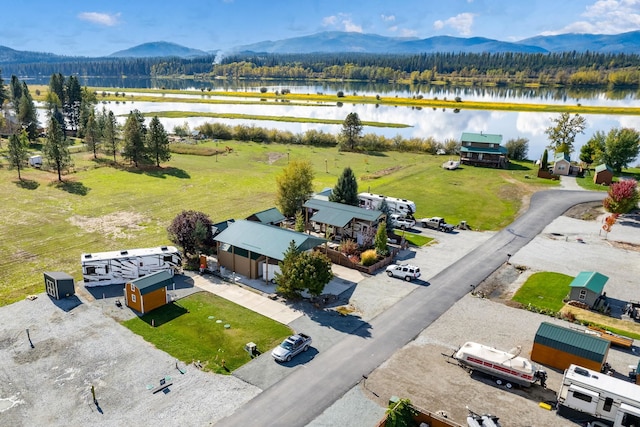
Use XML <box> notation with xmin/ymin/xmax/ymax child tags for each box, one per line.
<box><xmin>357</xmin><ymin>193</ymin><xmax>416</xmax><ymax>216</ymax></box>
<box><xmin>557</xmin><ymin>364</ymin><xmax>640</xmax><ymax>427</ymax></box>
<box><xmin>81</xmin><ymin>246</ymin><xmax>182</xmax><ymax>286</ymax></box>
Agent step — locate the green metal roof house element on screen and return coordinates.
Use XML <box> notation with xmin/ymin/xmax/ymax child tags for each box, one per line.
<box><xmin>569</xmin><ymin>271</ymin><xmax>608</xmax><ymax>307</ymax></box>
<box><xmin>531</xmin><ymin>322</ymin><xmax>610</xmax><ymax>371</ymax></box>
<box><xmin>213</xmin><ymin>220</ymin><xmax>326</xmax><ymax>280</ymax></box>
<box><xmin>303</xmin><ymin>198</ymin><xmax>384</xmax><ymax>245</ymax></box>
<box><xmin>459</xmin><ymin>132</ymin><xmax>508</xmax><ymax>168</ymax></box>
<box><xmin>245</xmin><ymin>207</ymin><xmax>286</xmax><ymax>226</ymax></box>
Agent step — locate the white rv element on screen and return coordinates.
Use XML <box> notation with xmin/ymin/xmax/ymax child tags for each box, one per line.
<box><xmin>357</xmin><ymin>193</ymin><xmax>416</xmax><ymax>216</ymax></box>
<box><xmin>557</xmin><ymin>364</ymin><xmax>640</xmax><ymax>427</ymax></box>
<box><xmin>81</xmin><ymin>246</ymin><xmax>182</xmax><ymax>286</ymax></box>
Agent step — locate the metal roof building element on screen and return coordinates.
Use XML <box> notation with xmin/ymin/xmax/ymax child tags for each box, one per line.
<box><xmin>531</xmin><ymin>322</ymin><xmax>610</xmax><ymax>372</ymax></box>
<box><xmin>303</xmin><ymin>198</ymin><xmax>383</xmax><ymax>228</ymax></box>
<box><xmin>213</xmin><ymin>220</ymin><xmax>327</xmax><ymax>280</ymax></box>
<box><xmin>245</xmin><ymin>207</ymin><xmax>286</xmax><ymax>226</ymax></box>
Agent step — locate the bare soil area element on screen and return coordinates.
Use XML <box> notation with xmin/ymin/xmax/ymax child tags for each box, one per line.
<box><xmin>68</xmin><ymin>211</ymin><xmax>148</xmax><ymax>239</ymax></box>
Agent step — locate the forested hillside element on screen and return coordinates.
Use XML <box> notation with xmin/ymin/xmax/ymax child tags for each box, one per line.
<box><xmin>2</xmin><ymin>51</ymin><xmax>640</xmax><ymax>87</ymax></box>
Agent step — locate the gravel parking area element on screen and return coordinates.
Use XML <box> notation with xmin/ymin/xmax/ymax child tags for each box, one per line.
<box><xmin>0</xmin><ymin>294</ymin><xmax>259</xmax><ymax>427</ymax></box>
<box><xmin>355</xmin><ymin>209</ymin><xmax>640</xmax><ymax>427</ymax></box>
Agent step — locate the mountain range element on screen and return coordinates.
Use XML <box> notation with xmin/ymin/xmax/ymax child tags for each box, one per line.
<box><xmin>1</xmin><ymin>30</ymin><xmax>640</xmax><ymax>64</ymax></box>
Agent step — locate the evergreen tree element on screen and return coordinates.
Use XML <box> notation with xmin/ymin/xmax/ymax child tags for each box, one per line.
<box><xmin>329</xmin><ymin>166</ymin><xmax>359</xmax><ymax>206</ymax></box>
<box><xmin>122</xmin><ymin>110</ymin><xmax>147</xmax><ymax>167</ymax></box>
<box><xmin>84</xmin><ymin>109</ymin><xmax>100</xmax><ymax>159</ymax></box>
<box><xmin>9</xmin><ymin>75</ymin><xmax>22</xmax><ymax>113</ymax></box>
<box><xmin>103</xmin><ymin>110</ymin><xmax>119</xmax><ymax>163</ymax></box>
<box><xmin>541</xmin><ymin>149</ymin><xmax>549</xmax><ymax>170</ymax></box>
<box><xmin>7</xmin><ymin>131</ymin><xmax>29</xmax><ymax>180</ymax></box>
<box><xmin>43</xmin><ymin>116</ymin><xmax>72</xmax><ymax>181</ymax></box>
<box><xmin>340</xmin><ymin>112</ymin><xmax>363</xmax><ymax>151</ymax></box>
<box><xmin>378</xmin><ymin>199</ymin><xmax>394</xmax><ymax>231</ymax></box>
<box><xmin>146</xmin><ymin>116</ymin><xmax>171</xmax><ymax>167</ymax></box>
<box><xmin>0</xmin><ymin>69</ymin><xmax>7</xmax><ymax>107</ymax></box>
<box><xmin>64</xmin><ymin>75</ymin><xmax>82</xmax><ymax>131</ymax></box>
<box><xmin>18</xmin><ymin>83</ymin><xmax>38</xmax><ymax>140</ymax></box>
<box><xmin>48</xmin><ymin>73</ymin><xmax>65</xmax><ymax>107</ymax></box>
<box><xmin>374</xmin><ymin>222</ymin><xmax>388</xmax><ymax>257</ymax></box>
<box><xmin>77</xmin><ymin>87</ymin><xmax>97</xmax><ymax>137</ymax></box>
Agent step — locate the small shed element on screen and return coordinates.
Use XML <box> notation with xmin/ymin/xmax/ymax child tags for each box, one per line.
<box><xmin>531</xmin><ymin>322</ymin><xmax>610</xmax><ymax>372</ymax></box>
<box><xmin>593</xmin><ymin>164</ymin><xmax>613</xmax><ymax>185</ymax></box>
<box><xmin>552</xmin><ymin>153</ymin><xmax>571</xmax><ymax>176</ymax></box>
<box><xmin>44</xmin><ymin>272</ymin><xmax>75</xmax><ymax>300</ymax></box>
<box><xmin>568</xmin><ymin>271</ymin><xmax>608</xmax><ymax>307</ymax></box>
<box><xmin>124</xmin><ymin>270</ymin><xmax>173</xmax><ymax>314</ymax></box>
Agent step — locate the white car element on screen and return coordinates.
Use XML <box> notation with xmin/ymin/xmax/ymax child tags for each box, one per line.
<box><xmin>386</xmin><ymin>264</ymin><xmax>421</xmax><ymax>281</ymax></box>
<box><xmin>390</xmin><ymin>214</ymin><xmax>416</xmax><ymax>229</ymax></box>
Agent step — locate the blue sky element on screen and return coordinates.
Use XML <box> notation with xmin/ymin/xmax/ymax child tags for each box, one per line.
<box><xmin>3</xmin><ymin>0</ymin><xmax>640</xmax><ymax>56</ymax></box>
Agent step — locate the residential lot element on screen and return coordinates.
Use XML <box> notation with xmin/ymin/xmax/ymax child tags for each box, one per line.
<box><xmin>357</xmin><ymin>210</ymin><xmax>640</xmax><ymax>427</ymax></box>
<box><xmin>2</xmin><ymin>204</ymin><xmax>639</xmax><ymax>427</ymax></box>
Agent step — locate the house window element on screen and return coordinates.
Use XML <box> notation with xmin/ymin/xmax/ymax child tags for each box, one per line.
<box><xmin>130</xmin><ymin>283</ymin><xmax>135</xmax><ymax>292</ymax></box>
<box><xmin>131</xmin><ymin>294</ymin><xmax>136</xmax><ymax>303</ymax></box>
<box><xmin>579</xmin><ymin>289</ymin><xmax>587</xmax><ymax>300</ymax></box>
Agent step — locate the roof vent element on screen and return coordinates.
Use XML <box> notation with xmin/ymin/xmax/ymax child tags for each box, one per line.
<box><xmin>120</xmin><ymin>250</ymin><xmax>128</xmax><ymax>256</ymax></box>
<box><xmin>161</xmin><ymin>246</ymin><xmax>168</xmax><ymax>251</ymax></box>
<box><xmin>83</xmin><ymin>254</ymin><xmax>92</xmax><ymax>259</ymax></box>
<box><xmin>574</xmin><ymin>367</ymin><xmax>590</xmax><ymax>377</ymax></box>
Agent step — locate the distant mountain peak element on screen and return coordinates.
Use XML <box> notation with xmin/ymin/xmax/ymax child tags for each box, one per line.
<box><xmin>109</xmin><ymin>41</ymin><xmax>209</xmax><ymax>58</ymax></box>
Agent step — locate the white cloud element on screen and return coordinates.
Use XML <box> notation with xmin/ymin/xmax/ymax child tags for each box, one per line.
<box><xmin>433</xmin><ymin>13</ymin><xmax>475</xmax><ymax>36</ymax></box>
<box><xmin>321</xmin><ymin>14</ymin><xmax>362</xmax><ymax>33</ymax></box>
<box><xmin>399</xmin><ymin>28</ymin><xmax>418</xmax><ymax>37</ymax></box>
<box><xmin>78</xmin><ymin>12</ymin><xmax>120</xmax><ymax>26</ymax></box>
<box><xmin>381</xmin><ymin>14</ymin><xmax>395</xmax><ymax>22</ymax></box>
<box><xmin>544</xmin><ymin>0</ymin><xmax>640</xmax><ymax>34</ymax></box>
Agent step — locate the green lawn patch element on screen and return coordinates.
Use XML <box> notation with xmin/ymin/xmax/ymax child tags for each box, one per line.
<box><xmin>122</xmin><ymin>292</ymin><xmax>291</xmax><ymax>374</ymax></box>
<box><xmin>399</xmin><ymin>231</ymin><xmax>434</xmax><ymax>247</ymax></box>
<box><xmin>512</xmin><ymin>272</ymin><xmax>574</xmax><ymax>312</ymax></box>
<box><xmin>0</xmin><ymin>139</ymin><xmax>552</xmax><ymax>306</ymax></box>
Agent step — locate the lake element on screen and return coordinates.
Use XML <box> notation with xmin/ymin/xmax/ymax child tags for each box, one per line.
<box><xmin>33</xmin><ymin>77</ymin><xmax>640</xmax><ymax>161</ymax></box>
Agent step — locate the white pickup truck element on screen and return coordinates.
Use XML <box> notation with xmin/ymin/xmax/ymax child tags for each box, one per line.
<box><xmin>390</xmin><ymin>214</ymin><xmax>416</xmax><ymax>229</ymax></box>
<box><xmin>271</xmin><ymin>333</ymin><xmax>312</xmax><ymax>362</ymax></box>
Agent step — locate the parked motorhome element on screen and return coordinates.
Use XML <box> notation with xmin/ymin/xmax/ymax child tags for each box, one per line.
<box><xmin>557</xmin><ymin>364</ymin><xmax>640</xmax><ymax>427</ymax></box>
<box><xmin>357</xmin><ymin>193</ymin><xmax>416</xmax><ymax>216</ymax></box>
<box><xmin>81</xmin><ymin>246</ymin><xmax>181</xmax><ymax>286</ymax></box>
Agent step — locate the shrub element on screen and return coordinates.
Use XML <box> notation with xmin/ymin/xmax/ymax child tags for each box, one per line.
<box><xmin>360</xmin><ymin>249</ymin><xmax>378</xmax><ymax>266</ymax></box>
<box><xmin>339</xmin><ymin>239</ymin><xmax>359</xmax><ymax>256</ymax></box>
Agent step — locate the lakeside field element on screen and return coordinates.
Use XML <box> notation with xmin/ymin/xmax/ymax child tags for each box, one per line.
<box><xmin>0</xmin><ymin>138</ymin><xmax>556</xmax><ymax>306</ymax></box>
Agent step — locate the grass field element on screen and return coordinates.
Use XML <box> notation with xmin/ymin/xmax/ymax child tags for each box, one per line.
<box><xmin>512</xmin><ymin>271</ymin><xmax>574</xmax><ymax>311</ymax></box>
<box><xmin>122</xmin><ymin>292</ymin><xmax>292</xmax><ymax>373</ymax></box>
<box><xmin>0</xmin><ymin>138</ymin><xmax>553</xmax><ymax>307</ymax></box>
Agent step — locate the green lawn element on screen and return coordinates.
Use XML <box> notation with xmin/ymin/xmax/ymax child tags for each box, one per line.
<box><xmin>122</xmin><ymin>292</ymin><xmax>291</xmax><ymax>374</ymax></box>
<box><xmin>0</xmin><ymin>140</ymin><xmax>551</xmax><ymax>306</ymax></box>
<box><xmin>512</xmin><ymin>272</ymin><xmax>574</xmax><ymax>311</ymax></box>
<box><xmin>398</xmin><ymin>230</ymin><xmax>434</xmax><ymax>247</ymax></box>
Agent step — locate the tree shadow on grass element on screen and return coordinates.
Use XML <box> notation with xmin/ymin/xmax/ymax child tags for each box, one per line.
<box><xmin>15</xmin><ymin>179</ymin><xmax>39</xmax><ymax>190</ymax></box>
<box><xmin>508</xmin><ymin>162</ymin><xmax>534</xmax><ymax>171</ymax></box>
<box><xmin>138</xmin><ymin>302</ymin><xmax>189</xmax><ymax>327</ymax></box>
<box><xmin>53</xmin><ymin>180</ymin><xmax>90</xmax><ymax>196</ymax></box>
<box><xmin>112</xmin><ymin>163</ymin><xmax>191</xmax><ymax>179</ymax></box>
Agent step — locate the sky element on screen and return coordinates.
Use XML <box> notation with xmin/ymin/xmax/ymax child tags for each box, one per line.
<box><xmin>3</xmin><ymin>0</ymin><xmax>640</xmax><ymax>57</ymax></box>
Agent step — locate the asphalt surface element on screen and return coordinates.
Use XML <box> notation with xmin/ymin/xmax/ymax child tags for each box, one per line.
<box><xmin>215</xmin><ymin>189</ymin><xmax>606</xmax><ymax>427</ymax></box>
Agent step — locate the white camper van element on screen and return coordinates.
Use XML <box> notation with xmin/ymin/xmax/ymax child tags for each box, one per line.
<box><xmin>557</xmin><ymin>364</ymin><xmax>640</xmax><ymax>427</ymax></box>
<box><xmin>357</xmin><ymin>193</ymin><xmax>416</xmax><ymax>216</ymax></box>
<box><xmin>81</xmin><ymin>246</ymin><xmax>182</xmax><ymax>286</ymax></box>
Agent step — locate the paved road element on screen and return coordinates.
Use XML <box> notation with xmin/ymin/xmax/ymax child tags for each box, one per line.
<box><xmin>215</xmin><ymin>190</ymin><xmax>605</xmax><ymax>427</ymax></box>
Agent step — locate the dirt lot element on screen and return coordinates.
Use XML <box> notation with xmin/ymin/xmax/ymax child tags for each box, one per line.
<box><xmin>362</xmin><ymin>204</ymin><xmax>640</xmax><ymax>427</ymax></box>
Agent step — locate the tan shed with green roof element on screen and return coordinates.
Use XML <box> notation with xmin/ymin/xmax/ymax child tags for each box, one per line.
<box><xmin>531</xmin><ymin>322</ymin><xmax>610</xmax><ymax>372</ymax></box>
